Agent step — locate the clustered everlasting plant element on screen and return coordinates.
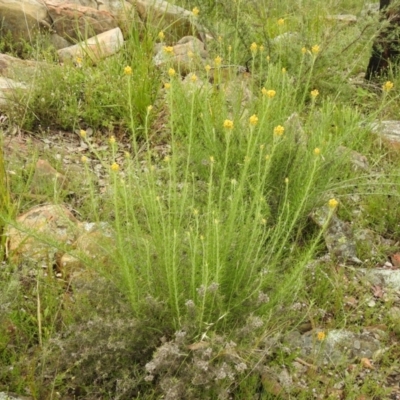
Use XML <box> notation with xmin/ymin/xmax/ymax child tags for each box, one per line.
<box><xmin>1</xmin><ymin>0</ymin><xmax>400</xmax><ymax>398</ymax></box>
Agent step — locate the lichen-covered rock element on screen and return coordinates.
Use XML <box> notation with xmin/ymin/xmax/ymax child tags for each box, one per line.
<box><xmin>133</xmin><ymin>0</ymin><xmax>201</xmax><ymax>39</ymax></box>
<box><xmin>0</xmin><ymin>0</ymin><xmax>51</xmax><ymax>42</ymax></box>
<box><xmin>57</xmin><ymin>27</ymin><xmax>124</xmax><ymax>63</ymax></box>
<box><xmin>310</xmin><ymin>205</ymin><xmax>361</xmax><ymax>263</ymax></box>
<box><xmin>285</xmin><ymin>328</ymin><xmax>383</xmax><ymax>366</ymax></box>
<box><xmin>6</xmin><ymin>204</ymin><xmax>80</xmax><ymax>266</ymax></box>
<box><xmin>153</xmin><ymin>36</ymin><xmax>207</xmax><ymax>74</ymax></box>
<box><xmin>45</xmin><ymin>1</ymin><xmax>118</xmax><ymax>41</ymax></box>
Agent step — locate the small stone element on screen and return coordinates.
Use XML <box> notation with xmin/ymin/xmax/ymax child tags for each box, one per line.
<box><xmin>367</xmin><ymin>299</ymin><xmax>376</xmax><ymax>307</ymax></box>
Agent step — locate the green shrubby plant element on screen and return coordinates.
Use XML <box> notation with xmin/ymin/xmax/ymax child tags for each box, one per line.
<box><xmin>3</xmin><ymin>0</ymin><xmax>400</xmax><ymax>398</ymax></box>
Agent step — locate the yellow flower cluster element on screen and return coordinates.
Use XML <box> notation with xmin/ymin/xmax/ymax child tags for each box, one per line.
<box><xmin>383</xmin><ymin>81</ymin><xmax>394</xmax><ymax>92</ymax></box>
<box><xmin>214</xmin><ymin>56</ymin><xmax>222</xmax><ymax>66</ymax></box>
<box><xmin>328</xmin><ymin>198</ymin><xmax>339</xmax><ymax>209</ymax></box>
<box><xmin>168</xmin><ymin>68</ymin><xmax>176</xmax><ymax>77</ymax></box>
<box><xmin>111</xmin><ymin>162</ymin><xmax>120</xmax><ymax>172</ymax></box>
<box><xmin>163</xmin><ymin>46</ymin><xmax>174</xmax><ymax>54</ymax></box>
<box><xmin>192</xmin><ymin>6</ymin><xmax>199</xmax><ymax>16</ymax></box>
<box><xmin>277</xmin><ymin>18</ymin><xmax>285</xmax><ymax>26</ymax></box>
<box><xmin>311</xmin><ymin>44</ymin><xmax>320</xmax><ymax>55</ymax></box>
<box><xmin>249</xmin><ymin>114</ymin><xmax>258</xmax><ymax>126</ymax></box>
<box><xmin>262</xmin><ymin>88</ymin><xmax>276</xmax><ymax>98</ymax></box>
<box><xmin>250</xmin><ymin>42</ymin><xmax>258</xmax><ymax>53</ymax></box>
<box><xmin>223</xmin><ymin>119</ymin><xmax>234</xmax><ymax>129</ymax></box>
<box><xmin>124</xmin><ymin>66</ymin><xmax>132</xmax><ymax>75</ymax></box>
<box><xmin>274</xmin><ymin>125</ymin><xmax>285</xmax><ymax>136</ymax></box>
<box><xmin>311</xmin><ymin>89</ymin><xmax>319</xmax><ymax>98</ymax></box>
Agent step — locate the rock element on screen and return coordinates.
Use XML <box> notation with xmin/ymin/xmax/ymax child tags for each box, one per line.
<box><xmin>370</xmin><ymin>120</ymin><xmax>400</xmax><ymax>151</ymax></box>
<box><xmin>0</xmin><ymin>53</ymin><xmax>47</xmax><ymax>81</ymax></box>
<box><xmin>57</xmin><ymin>27</ymin><xmax>124</xmax><ymax>63</ymax></box>
<box><xmin>133</xmin><ymin>0</ymin><xmax>201</xmax><ymax>39</ymax></box>
<box><xmin>45</xmin><ymin>0</ymin><xmax>97</xmax><ymax>7</ymax></box>
<box><xmin>58</xmin><ymin>222</ymin><xmax>114</xmax><ymax>276</ymax></box>
<box><xmin>336</xmin><ymin>145</ymin><xmax>369</xmax><ymax>171</ymax></box>
<box><xmin>0</xmin><ymin>77</ymin><xmax>28</xmax><ymax>107</ymax></box>
<box><xmin>0</xmin><ymin>0</ymin><xmax>51</xmax><ymax>42</ymax></box>
<box><xmin>325</xmin><ymin>14</ymin><xmax>357</xmax><ymax>24</ymax></box>
<box><xmin>310</xmin><ymin>205</ymin><xmax>361</xmax><ymax>264</ymax></box>
<box><xmin>6</xmin><ymin>204</ymin><xmax>80</xmax><ymax>266</ymax></box>
<box><xmin>98</xmin><ymin>0</ymin><xmax>135</xmax><ymax>35</ymax></box>
<box><xmin>272</xmin><ymin>32</ymin><xmax>300</xmax><ymax>44</ymax></box>
<box><xmin>45</xmin><ymin>1</ymin><xmax>118</xmax><ymax>42</ymax></box>
<box><xmin>358</xmin><ymin>267</ymin><xmax>400</xmax><ymax>291</ymax></box>
<box><xmin>0</xmin><ymin>393</ymin><xmax>32</xmax><ymax>400</ymax></box>
<box><xmin>153</xmin><ymin>36</ymin><xmax>207</xmax><ymax>74</ymax></box>
<box><xmin>30</xmin><ymin>159</ymin><xmax>68</xmax><ymax>194</ymax></box>
<box><xmin>49</xmin><ymin>33</ymin><xmax>72</xmax><ymax>49</ymax></box>
<box><xmin>98</xmin><ymin>0</ymin><xmax>134</xmax><ymax>17</ymax></box>
<box><xmin>5</xmin><ymin>205</ymin><xmax>115</xmax><ymax>281</ymax></box>
<box><xmin>285</xmin><ymin>329</ymin><xmax>383</xmax><ymax>366</ymax></box>
<box><xmin>360</xmin><ymin>2</ymin><xmax>380</xmax><ymax>17</ymax></box>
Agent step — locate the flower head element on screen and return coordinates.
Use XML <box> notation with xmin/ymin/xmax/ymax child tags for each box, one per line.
<box><xmin>262</xmin><ymin>88</ymin><xmax>276</xmax><ymax>98</ymax></box>
<box><xmin>124</xmin><ymin>66</ymin><xmax>132</xmax><ymax>75</ymax></box>
<box><xmin>250</xmin><ymin>42</ymin><xmax>258</xmax><ymax>53</ymax></box>
<box><xmin>301</xmin><ymin>46</ymin><xmax>307</xmax><ymax>54</ymax></box>
<box><xmin>274</xmin><ymin>125</ymin><xmax>285</xmax><ymax>136</ymax></box>
<box><xmin>383</xmin><ymin>81</ymin><xmax>394</xmax><ymax>92</ymax></box>
<box><xmin>111</xmin><ymin>162</ymin><xmax>120</xmax><ymax>172</ymax></box>
<box><xmin>80</xmin><ymin>129</ymin><xmax>87</xmax><ymax>138</ymax></box>
<box><xmin>147</xmin><ymin>105</ymin><xmax>153</xmax><ymax>112</ymax></box>
<box><xmin>317</xmin><ymin>331</ymin><xmax>326</xmax><ymax>341</ymax></box>
<box><xmin>277</xmin><ymin>18</ymin><xmax>285</xmax><ymax>26</ymax></box>
<box><xmin>314</xmin><ymin>147</ymin><xmax>321</xmax><ymax>155</ymax></box>
<box><xmin>249</xmin><ymin>114</ymin><xmax>259</xmax><ymax>126</ymax></box>
<box><xmin>223</xmin><ymin>119</ymin><xmax>234</xmax><ymax>130</ymax></box>
<box><xmin>109</xmin><ymin>135</ymin><xmax>116</xmax><ymax>145</ymax></box>
<box><xmin>158</xmin><ymin>31</ymin><xmax>165</xmax><ymax>41</ymax></box>
<box><xmin>214</xmin><ymin>56</ymin><xmax>222</xmax><ymax>67</ymax></box>
<box><xmin>311</xmin><ymin>89</ymin><xmax>319</xmax><ymax>98</ymax></box>
<box><xmin>192</xmin><ymin>6</ymin><xmax>199</xmax><ymax>16</ymax></box>
<box><xmin>328</xmin><ymin>198</ymin><xmax>339</xmax><ymax>209</ymax></box>
<box><xmin>205</xmin><ymin>64</ymin><xmax>211</xmax><ymax>72</ymax></box>
<box><xmin>81</xmin><ymin>155</ymin><xmax>88</xmax><ymax>164</ymax></box>
<box><xmin>164</xmin><ymin>82</ymin><xmax>171</xmax><ymax>90</ymax></box>
<box><xmin>190</xmin><ymin>73</ymin><xmax>198</xmax><ymax>82</ymax></box>
<box><xmin>311</xmin><ymin>44</ymin><xmax>320</xmax><ymax>55</ymax></box>
<box><xmin>282</xmin><ymin>67</ymin><xmax>287</xmax><ymax>74</ymax></box>
<box><xmin>163</xmin><ymin>46</ymin><xmax>174</xmax><ymax>54</ymax></box>
<box><xmin>168</xmin><ymin>68</ymin><xmax>176</xmax><ymax>77</ymax></box>
<box><xmin>259</xmin><ymin>45</ymin><xmax>265</xmax><ymax>52</ymax></box>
